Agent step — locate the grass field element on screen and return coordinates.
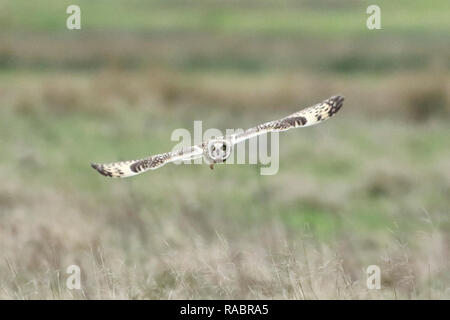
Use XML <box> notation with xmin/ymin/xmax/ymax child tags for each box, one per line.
<box><xmin>0</xmin><ymin>0</ymin><xmax>449</xmax><ymax>299</ymax></box>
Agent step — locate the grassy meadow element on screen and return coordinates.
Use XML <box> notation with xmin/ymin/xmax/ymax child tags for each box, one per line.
<box><xmin>0</xmin><ymin>0</ymin><xmax>449</xmax><ymax>299</ymax></box>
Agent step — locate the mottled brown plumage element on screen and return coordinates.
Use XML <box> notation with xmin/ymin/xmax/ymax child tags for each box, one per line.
<box><xmin>91</xmin><ymin>95</ymin><xmax>344</xmax><ymax>178</ymax></box>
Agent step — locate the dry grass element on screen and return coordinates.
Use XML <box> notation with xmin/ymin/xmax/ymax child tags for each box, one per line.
<box><xmin>0</xmin><ymin>178</ymin><xmax>448</xmax><ymax>299</ymax></box>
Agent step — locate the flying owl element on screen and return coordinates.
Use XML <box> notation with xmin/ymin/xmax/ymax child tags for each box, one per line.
<box><xmin>91</xmin><ymin>95</ymin><xmax>344</xmax><ymax>178</ymax></box>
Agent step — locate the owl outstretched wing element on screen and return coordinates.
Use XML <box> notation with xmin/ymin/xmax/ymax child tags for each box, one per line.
<box><xmin>91</xmin><ymin>145</ymin><xmax>203</xmax><ymax>178</ymax></box>
<box><xmin>231</xmin><ymin>95</ymin><xmax>344</xmax><ymax>144</ymax></box>
<box><xmin>92</xmin><ymin>96</ymin><xmax>344</xmax><ymax>177</ymax></box>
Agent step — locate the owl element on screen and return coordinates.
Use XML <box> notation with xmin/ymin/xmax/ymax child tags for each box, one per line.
<box><xmin>91</xmin><ymin>95</ymin><xmax>344</xmax><ymax>177</ymax></box>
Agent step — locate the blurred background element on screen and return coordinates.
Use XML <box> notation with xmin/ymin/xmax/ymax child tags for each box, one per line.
<box><xmin>0</xmin><ymin>0</ymin><xmax>449</xmax><ymax>299</ymax></box>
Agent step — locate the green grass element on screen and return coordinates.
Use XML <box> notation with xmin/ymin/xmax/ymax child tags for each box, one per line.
<box><xmin>0</xmin><ymin>0</ymin><xmax>449</xmax><ymax>299</ymax></box>
<box><xmin>1</xmin><ymin>86</ymin><xmax>448</xmax><ymax>234</ymax></box>
<box><xmin>3</xmin><ymin>0</ymin><xmax>449</xmax><ymax>36</ymax></box>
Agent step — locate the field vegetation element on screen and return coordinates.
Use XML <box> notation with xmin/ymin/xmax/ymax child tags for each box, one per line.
<box><xmin>0</xmin><ymin>0</ymin><xmax>449</xmax><ymax>299</ymax></box>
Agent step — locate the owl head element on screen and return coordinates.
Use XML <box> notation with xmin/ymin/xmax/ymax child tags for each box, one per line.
<box><xmin>206</xmin><ymin>139</ymin><xmax>232</xmax><ymax>164</ymax></box>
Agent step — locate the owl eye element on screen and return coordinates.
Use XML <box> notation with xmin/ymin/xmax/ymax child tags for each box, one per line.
<box><xmin>222</xmin><ymin>144</ymin><xmax>226</xmax><ymax>151</ymax></box>
<box><xmin>212</xmin><ymin>146</ymin><xmax>216</xmax><ymax>151</ymax></box>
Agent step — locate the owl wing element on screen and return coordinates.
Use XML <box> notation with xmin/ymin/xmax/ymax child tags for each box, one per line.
<box><xmin>91</xmin><ymin>145</ymin><xmax>204</xmax><ymax>178</ymax></box>
<box><xmin>231</xmin><ymin>95</ymin><xmax>344</xmax><ymax>144</ymax></box>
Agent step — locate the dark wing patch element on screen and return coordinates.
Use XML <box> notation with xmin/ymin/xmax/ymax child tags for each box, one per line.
<box><xmin>325</xmin><ymin>95</ymin><xmax>344</xmax><ymax>117</ymax></box>
<box><xmin>130</xmin><ymin>154</ymin><xmax>171</xmax><ymax>173</ymax></box>
<box><xmin>91</xmin><ymin>163</ymin><xmax>113</xmax><ymax>177</ymax></box>
<box><xmin>90</xmin><ymin>146</ymin><xmax>204</xmax><ymax>178</ymax></box>
<box><xmin>91</xmin><ymin>152</ymin><xmax>174</xmax><ymax>178</ymax></box>
<box><xmin>232</xmin><ymin>95</ymin><xmax>344</xmax><ymax>144</ymax></box>
<box><xmin>283</xmin><ymin>116</ymin><xmax>308</xmax><ymax>127</ymax></box>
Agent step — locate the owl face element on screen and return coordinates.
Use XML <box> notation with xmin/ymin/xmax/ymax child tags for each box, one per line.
<box><xmin>207</xmin><ymin>139</ymin><xmax>232</xmax><ymax>163</ymax></box>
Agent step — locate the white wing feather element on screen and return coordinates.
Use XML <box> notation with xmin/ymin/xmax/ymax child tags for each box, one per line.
<box><xmin>231</xmin><ymin>95</ymin><xmax>344</xmax><ymax>144</ymax></box>
<box><xmin>91</xmin><ymin>145</ymin><xmax>203</xmax><ymax>178</ymax></box>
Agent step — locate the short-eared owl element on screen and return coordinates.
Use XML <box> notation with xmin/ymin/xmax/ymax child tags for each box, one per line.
<box><xmin>91</xmin><ymin>95</ymin><xmax>344</xmax><ymax>178</ymax></box>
